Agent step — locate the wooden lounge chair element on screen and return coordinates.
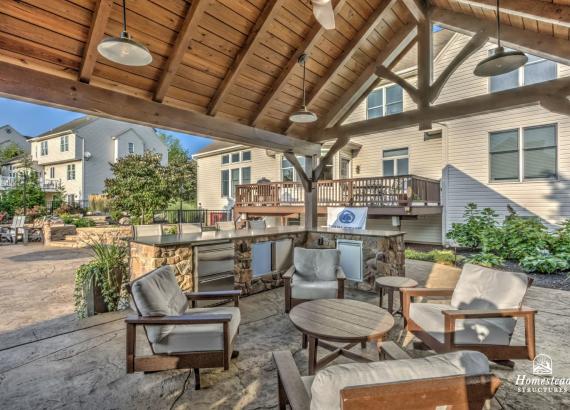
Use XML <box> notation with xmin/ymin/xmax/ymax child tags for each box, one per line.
<box><xmin>402</xmin><ymin>264</ymin><xmax>536</xmax><ymax>363</ymax></box>
<box><xmin>0</xmin><ymin>215</ymin><xmax>26</xmax><ymax>243</ymax></box>
<box><xmin>132</xmin><ymin>223</ymin><xmax>163</xmax><ymax>238</ymax></box>
<box><xmin>284</xmin><ymin>247</ymin><xmax>345</xmax><ymax>314</ymax></box>
<box><xmin>125</xmin><ymin>265</ymin><xmax>241</xmax><ymax>389</ymax></box>
<box><xmin>273</xmin><ymin>350</ymin><xmax>501</xmax><ymax>410</ymax></box>
<box><xmin>178</xmin><ymin>222</ymin><xmax>202</xmax><ymax>234</ymax></box>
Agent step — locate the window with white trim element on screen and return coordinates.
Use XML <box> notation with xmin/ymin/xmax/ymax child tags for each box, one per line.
<box><xmin>221</xmin><ymin>167</ymin><xmax>252</xmax><ymax>197</ymax></box>
<box><xmin>60</xmin><ymin>135</ymin><xmax>69</xmax><ymax>152</ymax></box>
<box><xmin>366</xmin><ymin>84</ymin><xmax>403</xmax><ymax>119</ymax></box>
<box><xmin>281</xmin><ymin>155</ymin><xmax>306</xmax><ymax>182</ymax></box>
<box><xmin>49</xmin><ymin>167</ymin><xmax>55</xmax><ymax>179</ymax></box>
<box><xmin>382</xmin><ymin>148</ymin><xmax>409</xmax><ymax>176</ymax></box>
<box><xmin>489</xmin><ymin>124</ymin><xmax>557</xmax><ymax>182</ymax></box>
<box><xmin>67</xmin><ymin>164</ymin><xmax>76</xmax><ymax>180</ymax></box>
<box><xmin>490</xmin><ymin>51</ymin><xmax>556</xmax><ymax>92</ymax></box>
<box><xmin>128</xmin><ymin>142</ymin><xmax>135</xmax><ymax>154</ymax></box>
<box><xmin>40</xmin><ymin>141</ymin><xmax>48</xmax><ymax>156</ymax></box>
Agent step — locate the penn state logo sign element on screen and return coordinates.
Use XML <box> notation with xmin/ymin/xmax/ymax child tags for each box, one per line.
<box><xmin>339</xmin><ymin>210</ymin><xmax>356</xmax><ymax>224</ymax></box>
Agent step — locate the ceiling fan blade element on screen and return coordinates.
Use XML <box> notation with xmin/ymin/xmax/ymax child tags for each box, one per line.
<box><xmin>311</xmin><ymin>0</ymin><xmax>336</xmax><ymax>30</ymax></box>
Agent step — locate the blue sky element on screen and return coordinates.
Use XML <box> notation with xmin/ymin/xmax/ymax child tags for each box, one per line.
<box><xmin>0</xmin><ymin>97</ymin><xmax>213</xmax><ymax>155</ymax></box>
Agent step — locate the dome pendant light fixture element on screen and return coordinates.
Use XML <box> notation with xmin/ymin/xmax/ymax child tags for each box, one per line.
<box><xmin>474</xmin><ymin>0</ymin><xmax>527</xmax><ymax>77</ymax></box>
<box><xmin>289</xmin><ymin>54</ymin><xmax>318</xmax><ymax>123</ymax></box>
<box><xmin>97</xmin><ymin>0</ymin><xmax>152</xmax><ymax>67</ymax></box>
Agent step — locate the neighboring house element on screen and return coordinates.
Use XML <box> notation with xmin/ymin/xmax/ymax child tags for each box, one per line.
<box><xmin>194</xmin><ymin>31</ymin><xmax>570</xmax><ymax>244</ymax></box>
<box><xmin>28</xmin><ymin>116</ymin><xmax>168</xmax><ymax>203</ymax></box>
<box><xmin>0</xmin><ymin>124</ymin><xmax>29</xmax><ymax>154</ymax></box>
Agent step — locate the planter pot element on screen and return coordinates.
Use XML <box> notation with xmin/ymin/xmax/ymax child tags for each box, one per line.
<box><xmin>84</xmin><ymin>277</ymin><xmax>108</xmax><ymax>317</ymax></box>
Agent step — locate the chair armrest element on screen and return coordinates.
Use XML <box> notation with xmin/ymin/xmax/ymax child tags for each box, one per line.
<box><xmin>401</xmin><ymin>288</ymin><xmax>454</xmax><ymax>297</ymax></box>
<box><xmin>273</xmin><ymin>351</ymin><xmax>310</xmax><ymax>410</ymax></box>
<box><xmin>442</xmin><ymin>306</ymin><xmax>537</xmax><ymax>320</ymax></box>
<box><xmin>186</xmin><ymin>290</ymin><xmax>241</xmax><ymax>308</ymax></box>
<box><xmin>336</xmin><ymin>266</ymin><xmax>346</xmax><ymax>280</ymax></box>
<box><xmin>282</xmin><ymin>265</ymin><xmax>296</xmax><ymax>280</ymax></box>
<box><xmin>125</xmin><ymin>313</ymin><xmax>232</xmax><ymax>325</ymax></box>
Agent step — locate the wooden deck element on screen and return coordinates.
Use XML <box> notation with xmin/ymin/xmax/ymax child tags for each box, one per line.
<box><xmin>235</xmin><ymin>175</ymin><xmax>442</xmax><ymax>217</ymax></box>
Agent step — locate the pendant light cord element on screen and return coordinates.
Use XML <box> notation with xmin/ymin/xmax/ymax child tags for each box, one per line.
<box><xmin>496</xmin><ymin>0</ymin><xmax>501</xmax><ymax>48</ymax></box>
<box><xmin>302</xmin><ymin>55</ymin><xmax>307</xmax><ymax>108</ymax></box>
<box><xmin>122</xmin><ymin>0</ymin><xmax>128</xmax><ymax>32</ymax></box>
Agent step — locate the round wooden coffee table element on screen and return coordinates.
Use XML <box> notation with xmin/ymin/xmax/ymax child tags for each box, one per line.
<box><xmin>375</xmin><ymin>276</ymin><xmax>418</xmax><ymax>314</ymax></box>
<box><xmin>289</xmin><ymin>299</ymin><xmax>395</xmax><ymax>375</ymax></box>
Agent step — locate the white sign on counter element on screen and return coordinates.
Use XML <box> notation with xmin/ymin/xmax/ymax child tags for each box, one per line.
<box><xmin>327</xmin><ymin>207</ymin><xmax>368</xmax><ymax>229</ymax></box>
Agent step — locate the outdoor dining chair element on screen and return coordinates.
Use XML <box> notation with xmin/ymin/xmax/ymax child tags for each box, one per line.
<box><xmin>402</xmin><ymin>263</ymin><xmax>536</xmax><ymax>363</ymax></box>
<box><xmin>132</xmin><ymin>224</ymin><xmax>163</xmax><ymax>239</ymax></box>
<box><xmin>125</xmin><ymin>265</ymin><xmax>241</xmax><ymax>389</ymax></box>
<box><xmin>178</xmin><ymin>222</ymin><xmax>202</xmax><ymax>234</ymax></box>
<box><xmin>215</xmin><ymin>221</ymin><xmax>235</xmax><ymax>231</ymax></box>
<box><xmin>273</xmin><ymin>350</ymin><xmax>501</xmax><ymax>410</ymax></box>
<box><xmin>247</xmin><ymin>219</ymin><xmax>266</xmax><ymax>230</ymax></box>
<box><xmin>0</xmin><ymin>215</ymin><xmax>26</xmax><ymax>243</ymax></box>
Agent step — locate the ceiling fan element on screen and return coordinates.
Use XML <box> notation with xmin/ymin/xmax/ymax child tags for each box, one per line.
<box><xmin>310</xmin><ymin>0</ymin><xmax>336</xmax><ymax>30</ymax></box>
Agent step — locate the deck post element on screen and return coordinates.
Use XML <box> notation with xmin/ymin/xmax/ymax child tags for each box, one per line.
<box><xmin>304</xmin><ymin>155</ymin><xmax>318</xmax><ymax>229</ymax></box>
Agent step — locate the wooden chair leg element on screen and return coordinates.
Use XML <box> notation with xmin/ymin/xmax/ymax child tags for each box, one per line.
<box><xmin>308</xmin><ymin>336</ymin><xmax>318</xmax><ymax>375</ymax></box>
<box><xmin>388</xmin><ymin>290</ymin><xmax>394</xmax><ymax>314</ymax></box>
<box><xmin>277</xmin><ymin>374</ymin><xmax>287</xmax><ymax>410</ymax></box>
<box><xmin>126</xmin><ymin>323</ymin><xmax>136</xmax><ymax>373</ymax></box>
<box><xmin>194</xmin><ymin>368</ymin><xmax>201</xmax><ymax>390</ymax></box>
<box><xmin>302</xmin><ymin>333</ymin><xmax>308</xmax><ymax>349</ymax></box>
<box><xmin>525</xmin><ymin>313</ymin><xmax>536</xmax><ymax>360</ymax></box>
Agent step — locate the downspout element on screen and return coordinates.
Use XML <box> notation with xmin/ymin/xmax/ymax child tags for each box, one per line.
<box><xmin>77</xmin><ymin>134</ymin><xmax>85</xmax><ymax>202</ymax></box>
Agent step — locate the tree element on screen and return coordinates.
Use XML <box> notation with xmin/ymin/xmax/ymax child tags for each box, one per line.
<box><xmin>104</xmin><ymin>152</ymin><xmax>172</xmax><ymax>224</ymax></box>
<box><xmin>0</xmin><ymin>143</ymin><xmax>24</xmax><ymax>162</ymax></box>
<box><xmin>158</xmin><ymin>132</ymin><xmax>197</xmax><ymax>206</ymax></box>
<box><xmin>0</xmin><ymin>156</ymin><xmax>45</xmax><ymax>216</ymax></box>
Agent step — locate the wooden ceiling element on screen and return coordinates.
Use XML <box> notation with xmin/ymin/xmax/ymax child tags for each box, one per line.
<box><xmin>0</xmin><ymin>0</ymin><xmax>569</xmax><ymax>152</ymax></box>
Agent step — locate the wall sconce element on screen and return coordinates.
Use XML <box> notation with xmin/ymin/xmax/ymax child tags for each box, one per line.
<box><xmin>355</xmin><ymin>165</ymin><xmax>361</xmax><ymax>174</ymax></box>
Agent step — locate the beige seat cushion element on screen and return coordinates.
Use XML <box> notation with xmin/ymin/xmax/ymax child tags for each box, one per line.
<box><xmin>178</xmin><ymin>223</ymin><xmax>202</xmax><ymax>234</ymax></box>
<box><xmin>309</xmin><ymin>351</ymin><xmax>490</xmax><ymax>410</ymax></box>
<box><xmin>152</xmin><ymin>306</ymin><xmax>241</xmax><ymax>353</ymax></box>
<box><xmin>294</xmin><ymin>248</ymin><xmax>339</xmax><ymax>281</ymax></box>
<box><xmin>133</xmin><ymin>224</ymin><xmax>162</xmax><ymax>238</ymax></box>
<box><xmin>291</xmin><ymin>274</ymin><xmax>338</xmax><ymax>300</ymax></box>
<box><xmin>409</xmin><ymin>303</ymin><xmax>512</xmax><ymax>345</ymax></box>
<box><xmin>130</xmin><ymin>265</ymin><xmax>188</xmax><ymax>343</ymax></box>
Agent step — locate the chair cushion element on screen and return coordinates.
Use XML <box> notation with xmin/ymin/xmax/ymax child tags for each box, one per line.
<box><xmin>293</xmin><ymin>248</ymin><xmax>339</xmax><ymax>281</ymax></box>
<box><xmin>178</xmin><ymin>223</ymin><xmax>202</xmax><ymax>234</ymax></box>
<box><xmin>451</xmin><ymin>264</ymin><xmax>529</xmax><ymax>311</ymax></box>
<box><xmin>301</xmin><ymin>376</ymin><xmax>315</xmax><ymax>399</ymax></box>
<box><xmin>130</xmin><ymin>266</ymin><xmax>188</xmax><ymax>343</ymax></box>
<box><xmin>409</xmin><ymin>303</ymin><xmax>513</xmax><ymax>345</ymax></box>
<box><xmin>152</xmin><ymin>306</ymin><xmax>241</xmax><ymax>353</ymax></box>
<box><xmin>291</xmin><ymin>274</ymin><xmax>338</xmax><ymax>300</ymax></box>
<box><xmin>309</xmin><ymin>351</ymin><xmax>490</xmax><ymax>410</ymax></box>
<box><xmin>134</xmin><ymin>224</ymin><xmax>162</xmax><ymax>238</ymax></box>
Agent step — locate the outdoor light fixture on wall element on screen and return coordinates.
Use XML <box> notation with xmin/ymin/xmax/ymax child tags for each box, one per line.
<box><xmin>289</xmin><ymin>54</ymin><xmax>318</xmax><ymax>124</ymax></box>
<box><xmin>97</xmin><ymin>0</ymin><xmax>152</xmax><ymax>67</ymax></box>
<box><xmin>473</xmin><ymin>0</ymin><xmax>527</xmax><ymax>77</ymax></box>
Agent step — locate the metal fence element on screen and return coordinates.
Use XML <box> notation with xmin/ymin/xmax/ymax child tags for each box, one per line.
<box><xmin>152</xmin><ymin>209</ymin><xmax>233</xmax><ymax>226</ymax></box>
<box><xmin>45</xmin><ymin>200</ymin><xmax>110</xmax><ymax>215</ymax></box>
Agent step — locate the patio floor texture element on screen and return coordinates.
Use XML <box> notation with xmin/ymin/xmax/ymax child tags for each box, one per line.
<box><xmin>0</xmin><ymin>244</ymin><xmax>569</xmax><ymax>409</ymax></box>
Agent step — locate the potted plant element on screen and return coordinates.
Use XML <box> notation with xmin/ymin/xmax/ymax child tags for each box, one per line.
<box><xmin>74</xmin><ymin>233</ymin><xmax>128</xmax><ymax>318</ymax></box>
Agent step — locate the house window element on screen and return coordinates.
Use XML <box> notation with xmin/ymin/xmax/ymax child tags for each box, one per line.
<box><xmin>67</xmin><ymin>194</ymin><xmax>75</xmax><ymax>204</ymax></box>
<box><xmin>490</xmin><ymin>125</ymin><xmax>557</xmax><ymax>182</ymax></box>
<box><xmin>382</xmin><ymin>148</ymin><xmax>409</xmax><ymax>176</ymax></box>
<box><xmin>367</xmin><ymin>85</ymin><xmax>403</xmax><ymax>119</ymax></box>
<box><xmin>320</xmin><ymin>149</ymin><xmax>333</xmax><ymax>180</ymax></box>
<box><xmin>128</xmin><ymin>142</ymin><xmax>135</xmax><ymax>154</ymax></box>
<box><xmin>49</xmin><ymin>167</ymin><xmax>55</xmax><ymax>179</ymax></box>
<box><xmin>242</xmin><ymin>151</ymin><xmax>251</xmax><ymax>161</ymax></box>
<box><xmin>60</xmin><ymin>135</ymin><xmax>69</xmax><ymax>152</ymax></box>
<box><xmin>231</xmin><ymin>153</ymin><xmax>240</xmax><ymax>163</ymax></box>
<box><xmin>221</xmin><ymin>154</ymin><xmax>230</xmax><ymax>165</ymax></box>
<box><xmin>221</xmin><ymin>167</ymin><xmax>251</xmax><ymax>197</ymax></box>
<box><xmin>340</xmin><ymin>158</ymin><xmax>351</xmax><ymax>179</ymax></box>
<box><xmin>40</xmin><ymin>141</ymin><xmax>48</xmax><ymax>156</ymax></box>
<box><xmin>523</xmin><ymin>124</ymin><xmax>556</xmax><ymax>179</ymax></box>
<box><xmin>67</xmin><ymin>164</ymin><xmax>76</xmax><ymax>180</ymax></box>
<box><xmin>490</xmin><ymin>51</ymin><xmax>556</xmax><ymax>92</ymax></box>
<box><xmin>281</xmin><ymin>156</ymin><xmax>306</xmax><ymax>182</ymax></box>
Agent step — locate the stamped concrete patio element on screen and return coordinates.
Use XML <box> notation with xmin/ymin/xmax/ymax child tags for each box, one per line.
<box><xmin>0</xmin><ymin>244</ymin><xmax>568</xmax><ymax>409</ymax></box>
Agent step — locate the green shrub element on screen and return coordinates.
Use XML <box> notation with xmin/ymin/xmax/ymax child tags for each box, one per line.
<box><xmin>60</xmin><ymin>213</ymin><xmax>96</xmax><ymax>228</ymax></box>
<box><xmin>466</xmin><ymin>252</ymin><xmax>504</xmax><ymax>268</ymax></box>
<box><xmin>502</xmin><ymin>212</ymin><xmax>549</xmax><ymax>261</ymax></box>
<box><xmin>405</xmin><ymin>249</ymin><xmax>463</xmax><ymax>266</ymax></box>
<box><xmin>520</xmin><ymin>250</ymin><xmax>569</xmax><ymax>274</ymax></box>
<box><xmin>447</xmin><ymin>203</ymin><xmax>499</xmax><ymax>249</ymax></box>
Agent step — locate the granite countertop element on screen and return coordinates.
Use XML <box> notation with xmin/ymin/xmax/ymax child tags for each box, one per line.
<box><xmin>130</xmin><ymin>226</ymin><xmax>404</xmax><ymax>247</ymax></box>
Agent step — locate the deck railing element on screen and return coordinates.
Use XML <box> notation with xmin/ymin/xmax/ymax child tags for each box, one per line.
<box><xmin>235</xmin><ymin>175</ymin><xmax>440</xmax><ymax>208</ymax></box>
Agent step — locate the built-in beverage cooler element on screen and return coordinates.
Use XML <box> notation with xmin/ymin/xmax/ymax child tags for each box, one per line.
<box><xmin>336</xmin><ymin>239</ymin><xmax>363</xmax><ymax>282</ymax></box>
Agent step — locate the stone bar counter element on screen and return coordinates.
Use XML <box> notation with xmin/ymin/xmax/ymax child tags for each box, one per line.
<box><xmin>129</xmin><ymin>226</ymin><xmax>405</xmax><ymax>295</ymax></box>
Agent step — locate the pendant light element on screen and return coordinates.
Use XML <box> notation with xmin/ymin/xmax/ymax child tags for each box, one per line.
<box><xmin>474</xmin><ymin>0</ymin><xmax>527</xmax><ymax>77</ymax></box>
<box><xmin>97</xmin><ymin>0</ymin><xmax>152</xmax><ymax>67</ymax></box>
<box><xmin>289</xmin><ymin>54</ymin><xmax>318</xmax><ymax>123</ymax></box>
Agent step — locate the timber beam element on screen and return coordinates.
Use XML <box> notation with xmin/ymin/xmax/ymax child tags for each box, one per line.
<box><xmin>0</xmin><ymin>61</ymin><xmax>320</xmax><ymax>156</ymax></box>
<box><xmin>316</xmin><ymin>77</ymin><xmax>570</xmax><ymax>141</ymax></box>
<box><xmin>79</xmin><ymin>0</ymin><xmax>113</xmax><ymax>83</ymax></box>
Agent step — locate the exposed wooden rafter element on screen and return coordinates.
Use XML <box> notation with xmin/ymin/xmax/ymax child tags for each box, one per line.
<box><xmin>455</xmin><ymin>0</ymin><xmax>570</xmax><ymax>28</ymax></box>
<box><xmin>402</xmin><ymin>0</ymin><xmax>426</xmax><ymax>23</ymax></box>
<box><xmin>429</xmin><ymin>29</ymin><xmax>488</xmax><ymax>103</ymax></box>
<box><xmin>416</xmin><ymin>11</ymin><xmax>432</xmax><ymax>130</ymax></box>
<box><xmin>208</xmin><ymin>0</ymin><xmax>285</xmax><ymax>116</ymax></box>
<box><xmin>375</xmin><ymin>65</ymin><xmax>420</xmax><ymax>104</ymax></box>
<box><xmin>252</xmin><ymin>0</ymin><xmax>348</xmax><ymax>127</ymax></box>
<box><xmin>285</xmin><ymin>0</ymin><xmax>399</xmax><ymax>134</ymax></box>
<box><xmin>0</xmin><ymin>61</ymin><xmax>320</xmax><ymax>155</ymax></box>
<box><xmin>316</xmin><ymin>77</ymin><xmax>570</xmax><ymax>141</ymax></box>
<box><xmin>432</xmin><ymin>8</ymin><xmax>570</xmax><ymax>66</ymax></box>
<box><xmin>540</xmin><ymin>97</ymin><xmax>570</xmax><ymax>117</ymax></box>
<box><xmin>79</xmin><ymin>0</ymin><xmax>113</xmax><ymax>83</ymax></box>
<box><xmin>154</xmin><ymin>0</ymin><xmax>210</xmax><ymax>103</ymax></box>
<box><xmin>314</xmin><ymin>23</ymin><xmax>418</xmax><ymax>131</ymax></box>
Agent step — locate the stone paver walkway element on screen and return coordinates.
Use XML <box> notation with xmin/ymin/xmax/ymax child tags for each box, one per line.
<box><xmin>0</xmin><ymin>246</ymin><xmax>568</xmax><ymax>409</ymax></box>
